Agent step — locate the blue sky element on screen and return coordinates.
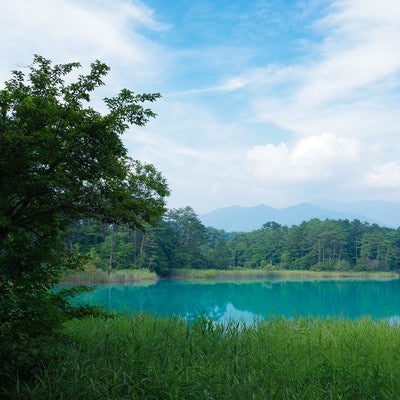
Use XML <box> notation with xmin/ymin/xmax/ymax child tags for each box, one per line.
<box><xmin>1</xmin><ymin>0</ymin><xmax>400</xmax><ymax>213</ymax></box>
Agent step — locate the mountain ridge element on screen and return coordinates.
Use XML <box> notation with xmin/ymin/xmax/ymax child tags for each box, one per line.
<box><xmin>199</xmin><ymin>201</ymin><xmax>400</xmax><ymax>232</ymax></box>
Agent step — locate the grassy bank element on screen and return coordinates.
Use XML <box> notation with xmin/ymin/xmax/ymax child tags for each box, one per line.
<box><xmin>61</xmin><ymin>268</ymin><xmax>158</xmax><ymax>284</ymax></box>
<box><xmin>168</xmin><ymin>268</ymin><xmax>399</xmax><ymax>281</ymax></box>
<box><xmin>61</xmin><ymin>267</ymin><xmax>399</xmax><ymax>284</ymax></box>
<box><xmin>10</xmin><ymin>314</ymin><xmax>400</xmax><ymax>399</ymax></box>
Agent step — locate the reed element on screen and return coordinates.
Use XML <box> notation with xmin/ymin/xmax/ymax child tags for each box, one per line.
<box><xmin>10</xmin><ymin>314</ymin><xmax>400</xmax><ymax>399</ymax></box>
<box><xmin>60</xmin><ymin>267</ymin><xmax>398</xmax><ymax>284</ymax></box>
<box><xmin>61</xmin><ymin>268</ymin><xmax>158</xmax><ymax>284</ymax></box>
<box><xmin>169</xmin><ymin>268</ymin><xmax>398</xmax><ymax>281</ymax></box>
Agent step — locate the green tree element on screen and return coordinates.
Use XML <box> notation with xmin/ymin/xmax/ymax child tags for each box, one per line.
<box><xmin>165</xmin><ymin>207</ymin><xmax>207</xmax><ymax>269</ymax></box>
<box><xmin>205</xmin><ymin>228</ymin><xmax>232</xmax><ymax>269</ymax></box>
<box><xmin>358</xmin><ymin>225</ymin><xmax>390</xmax><ymax>271</ymax></box>
<box><xmin>145</xmin><ymin>219</ymin><xmax>177</xmax><ymax>276</ymax></box>
<box><xmin>0</xmin><ymin>55</ymin><xmax>169</xmax><ymax>382</ymax></box>
<box><xmin>145</xmin><ymin>207</ymin><xmax>207</xmax><ymax>276</ymax></box>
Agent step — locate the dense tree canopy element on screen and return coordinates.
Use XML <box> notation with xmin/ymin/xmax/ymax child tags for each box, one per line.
<box><xmin>0</xmin><ymin>55</ymin><xmax>169</xmax><ymax>379</ymax></box>
<box><xmin>67</xmin><ymin>214</ymin><xmax>400</xmax><ymax>276</ymax></box>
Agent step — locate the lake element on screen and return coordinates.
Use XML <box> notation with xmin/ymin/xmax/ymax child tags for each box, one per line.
<box><xmin>72</xmin><ymin>278</ymin><xmax>400</xmax><ymax>323</ymax></box>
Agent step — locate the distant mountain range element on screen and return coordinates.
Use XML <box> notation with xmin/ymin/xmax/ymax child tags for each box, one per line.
<box><xmin>199</xmin><ymin>201</ymin><xmax>400</xmax><ymax>232</ymax></box>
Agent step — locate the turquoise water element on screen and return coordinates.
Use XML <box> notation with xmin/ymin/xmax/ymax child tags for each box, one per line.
<box><xmin>71</xmin><ymin>279</ymin><xmax>400</xmax><ymax>323</ymax></box>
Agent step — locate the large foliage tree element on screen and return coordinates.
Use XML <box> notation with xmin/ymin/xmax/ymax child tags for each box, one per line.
<box><xmin>0</xmin><ymin>55</ymin><xmax>169</xmax><ymax>380</ymax></box>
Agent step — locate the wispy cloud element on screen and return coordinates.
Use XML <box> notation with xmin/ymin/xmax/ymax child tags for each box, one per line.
<box><xmin>0</xmin><ymin>0</ymin><xmax>168</xmax><ymax>86</ymax></box>
<box><xmin>214</xmin><ymin>0</ymin><xmax>400</xmax><ymax>137</ymax></box>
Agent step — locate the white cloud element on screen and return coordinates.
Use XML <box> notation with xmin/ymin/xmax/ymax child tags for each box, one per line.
<box><xmin>183</xmin><ymin>65</ymin><xmax>301</xmax><ymax>95</ymax></box>
<box><xmin>126</xmin><ymin>126</ymin><xmax>248</xmax><ymax>212</ymax></box>
<box><xmin>246</xmin><ymin>132</ymin><xmax>362</xmax><ymax>184</ymax></box>
<box><xmin>298</xmin><ymin>0</ymin><xmax>400</xmax><ymax>106</ymax></box>
<box><xmin>0</xmin><ymin>0</ymin><xmax>167</xmax><ymax>86</ymax></box>
<box><xmin>321</xmin><ymin>0</ymin><xmax>400</xmax><ymax>33</ymax></box>
<box><xmin>363</xmin><ymin>162</ymin><xmax>400</xmax><ymax>189</ymax></box>
<box><xmin>214</xmin><ymin>0</ymin><xmax>400</xmax><ymax>142</ymax></box>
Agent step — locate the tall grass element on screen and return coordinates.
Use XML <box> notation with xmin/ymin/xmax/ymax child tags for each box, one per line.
<box><xmin>61</xmin><ymin>268</ymin><xmax>398</xmax><ymax>285</ymax></box>
<box><xmin>61</xmin><ymin>268</ymin><xmax>158</xmax><ymax>284</ymax></box>
<box><xmin>10</xmin><ymin>315</ymin><xmax>400</xmax><ymax>399</ymax></box>
<box><xmin>169</xmin><ymin>268</ymin><xmax>398</xmax><ymax>281</ymax></box>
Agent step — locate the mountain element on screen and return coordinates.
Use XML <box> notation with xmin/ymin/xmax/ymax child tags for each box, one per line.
<box><xmin>312</xmin><ymin>200</ymin><xmax>400</xmax><ymax>229</ymax></box>
<box><xmin>198</xmin><ymin>202</ymin><xmax>392</xmax><ymax>232</ymax></box>
<box><xmin>200</xmin><ymin>204</ymin><xmax>276</xmax><ymax>232</ymax></box>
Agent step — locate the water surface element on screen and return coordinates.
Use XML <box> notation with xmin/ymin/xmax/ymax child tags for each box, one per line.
<box><xmin>72</xmin><ymin>278</ymin><xmax>400</xmax><ymax>323</ymax></box>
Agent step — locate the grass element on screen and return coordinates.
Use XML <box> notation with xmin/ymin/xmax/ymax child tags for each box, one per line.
<box><xmin>169</xmin><ymin>267</ymin><xmax>399</xmax><ymax>282</ymax></box>
<box><xmin>61</xmin><ymin>268</ymin><xmax>158</xmax><ymax>284</ymax></box>
<box><xmin>10</xmin><ymin>314</ymin><xmax>400</xmax><ymax>399</ymax></box>
<box><xmin>60</xmin><ymin>267</ymin><xmax>399</xmax><ymax>285</ymax></box>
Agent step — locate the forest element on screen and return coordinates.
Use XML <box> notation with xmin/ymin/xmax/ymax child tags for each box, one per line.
<box><xmin>65</xmin><ymin>206</ymin><xmax>400</xmax><ymax>276</ymax></box>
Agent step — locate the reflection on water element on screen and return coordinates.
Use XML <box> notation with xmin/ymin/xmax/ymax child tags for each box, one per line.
<box><xmin>389</xmin><ymin>316</ymin><xmax>400</xmax><ymax>326</ymax></box>
<box><xmin>70</xmin><ymin>278</ymin><xmax>400</xmax><ymax>323</ymax></box>
<box><xmin>217</xmin><ymin>303</ymin><xmax>260</xmax><ymax>324</ymax></box>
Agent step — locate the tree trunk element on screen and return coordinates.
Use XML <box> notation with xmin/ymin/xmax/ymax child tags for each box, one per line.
<box><xmin>133</xmin><ymin>229</ymin><xmax>137</xmax><ymax>265</ymax></box>
<box><xmin>108</xmin><ymin>224</ymin><xmax>117</xmax><ymax>274</ymax></box>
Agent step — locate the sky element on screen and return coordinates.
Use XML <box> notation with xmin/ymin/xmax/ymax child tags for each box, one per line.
<box><xmin>1</xmin><ymin>0</ymin><xmax>400</xmax><ymax>214</ymax></box>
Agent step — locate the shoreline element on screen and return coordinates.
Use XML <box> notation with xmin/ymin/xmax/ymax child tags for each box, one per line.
<box><xmin>168</xmin><ymin>268</ymin><xmax>399</xmax><ymax>283</ymax></box>
<box><xmin>60</xmin><ymin>268</ymin><xmax>399</xmax><ymax>285</ymax></box>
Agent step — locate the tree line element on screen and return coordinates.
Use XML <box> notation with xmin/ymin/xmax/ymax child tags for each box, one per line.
<box><xmin>65</xmin><ymin>207</ymin><xmax>400</xmax><ymax>276</ymax></box>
